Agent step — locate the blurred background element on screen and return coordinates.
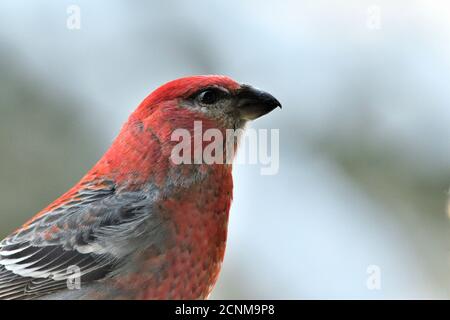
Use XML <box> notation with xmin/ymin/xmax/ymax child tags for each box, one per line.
<box><xmin>0</xmin><ymin>0</ymin><xmax>449</xmax><ymax>299</ymax></box>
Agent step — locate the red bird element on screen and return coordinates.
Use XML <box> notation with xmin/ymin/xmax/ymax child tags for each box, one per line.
<box><xmin>0</xmin><ymin>75</ymin><xmax>280</xmax><ymax>299</ymax></box>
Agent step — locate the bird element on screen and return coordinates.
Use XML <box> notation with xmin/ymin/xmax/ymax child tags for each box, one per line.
<box><xmin>0</xmin><ymin>75</ymin><xmax>281</xmax><ymax>299</ymax></box>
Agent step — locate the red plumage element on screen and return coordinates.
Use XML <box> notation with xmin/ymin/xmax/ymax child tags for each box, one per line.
<box><xmin>0</xmin><ymin>75</ymin><xmax>280</xmax><ymax>299</ymax></box>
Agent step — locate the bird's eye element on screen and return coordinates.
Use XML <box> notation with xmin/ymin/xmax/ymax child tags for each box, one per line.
<box><xmin>196</xmin><ymin>89</ymin><xmax>225</xmax><ymax>105</ymax></box>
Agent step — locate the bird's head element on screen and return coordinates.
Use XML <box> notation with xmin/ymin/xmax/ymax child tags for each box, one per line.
<box><xmin>133</xmin><ymin>75</ymin><xmax>281</xmax><ymax>130</ymax></box>
<box><xmin>100</xmin><ymin>75</ymin><xmax>281</xmax><ymax>186</ymax></box>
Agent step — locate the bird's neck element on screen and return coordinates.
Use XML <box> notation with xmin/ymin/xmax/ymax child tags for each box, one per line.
<box><xmin>85</xmin><ymin>107</ymin><xmax>240</xmax><ymax>191</ymax></box>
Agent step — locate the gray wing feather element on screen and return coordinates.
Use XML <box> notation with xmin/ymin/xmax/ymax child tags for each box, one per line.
<box><xmin>0</xmin><ymin>182</ymin><xmax>162</xmax><ymax>299</ymax></box>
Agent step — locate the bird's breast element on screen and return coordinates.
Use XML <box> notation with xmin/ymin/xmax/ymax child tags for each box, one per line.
<box><xmin>105</xmin><ymin>165</ymin><xmax>233</xmax><ymax>299</ymax></box>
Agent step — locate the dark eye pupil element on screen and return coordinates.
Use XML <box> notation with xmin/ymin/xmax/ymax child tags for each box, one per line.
<box><xmin>198</xmin><ymin>90</ymin><xmax>219</xmax><ymax>104</ymax></box>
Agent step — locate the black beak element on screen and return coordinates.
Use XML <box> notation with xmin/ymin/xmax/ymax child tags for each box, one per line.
<box><xmin>236</xmin><ymin>85</ymin><xmax>282</xmax><ymax>120</ymax></box>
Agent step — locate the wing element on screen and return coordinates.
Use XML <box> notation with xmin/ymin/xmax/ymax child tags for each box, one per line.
<box><xmin>0</xmin><ymin>180</ymin><xmax>161</xmax><ymax>300</ymax></box>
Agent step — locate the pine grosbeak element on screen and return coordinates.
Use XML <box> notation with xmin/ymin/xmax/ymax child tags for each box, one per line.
<box><xmin>0</xmin><ymin>75</ymin><xmax>280</xmax><ymax>299</ymax></box>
